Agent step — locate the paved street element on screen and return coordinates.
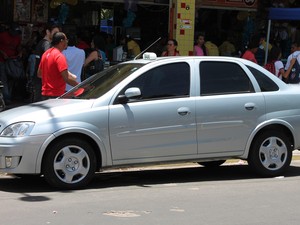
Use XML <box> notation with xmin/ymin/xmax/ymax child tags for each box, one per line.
<box><xmin>1</xmin><ymin>157</ymin><xmax>300</xmax><ymax>225</ymax></box>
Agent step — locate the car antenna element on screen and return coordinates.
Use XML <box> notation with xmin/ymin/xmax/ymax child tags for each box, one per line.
<box><xmin>134</xmin><ymin>37</ymin><xmax>162</xmax><ymax>60</ymax></box>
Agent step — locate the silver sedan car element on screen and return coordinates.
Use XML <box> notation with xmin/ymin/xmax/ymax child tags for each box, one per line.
<box><xmin>0</xmin><ymin>53</ymin><xmax>299</xmax><ymax>189</ymax></box>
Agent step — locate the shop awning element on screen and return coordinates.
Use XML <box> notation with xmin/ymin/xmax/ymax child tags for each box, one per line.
<box><xmin>265</xmin><ymin>8</ymin><xmax>300</xmax><ymax>65</ymax></box>
<box><xmin>196</xmin><ymin>0</ymin><xmax>257</xmax><ymax>11</ymax></box>
<box><xmin>269</xmin><ymin>8</ymin><xmax>300</xmax><ymax>20</ymax></box>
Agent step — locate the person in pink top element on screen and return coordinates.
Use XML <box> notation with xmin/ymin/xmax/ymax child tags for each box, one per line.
<box><xmin>194</xmin><ymin>33</ymin><xmax>208</xmax><ymax>56</ymax></box>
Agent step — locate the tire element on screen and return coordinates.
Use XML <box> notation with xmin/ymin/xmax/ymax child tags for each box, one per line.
<box><xmin>43</xmin><ymin>138</ymin><xmax>97</xmax><ymax>189</ymax></box>
<box><xmin>198</xmin><ymin>160</ymin><xmax>226</xmax><ymax>167</ymax></box>
<box><xmin>248</xmin><ymin>130</ymin><xmax>292</xmax><ymax>177</ymax></box>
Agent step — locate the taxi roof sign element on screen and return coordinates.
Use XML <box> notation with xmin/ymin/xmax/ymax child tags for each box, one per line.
<box><xmin>143</xmin><ymin>52</ymin><xmax>157</xmax><ymax>60</ymax></box>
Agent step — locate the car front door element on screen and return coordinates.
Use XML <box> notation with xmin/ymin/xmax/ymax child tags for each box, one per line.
<box><xmin>109</xmin><ymin>62</ymin><xmax>197</xmax><ymax>165</ymax></box>
<box><xmin>196</xmin><ymin>61</ymin><xmax>266</xmax><ymax>156</ymax></box>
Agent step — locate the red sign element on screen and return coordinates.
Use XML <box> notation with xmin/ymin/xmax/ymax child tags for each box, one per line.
<box><xmin>198</xmin><ymin>0</ymin><xmax>257</xmax><ymax>9</ymax></box>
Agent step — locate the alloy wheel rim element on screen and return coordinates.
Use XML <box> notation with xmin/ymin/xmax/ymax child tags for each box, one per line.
<box><xmin>259</xmin><ymin>136</ymin><xmax>287</xmax><ymax>171</ymax></box>
<box><xmin>53</xmin><ymin>145</ymin><xmax>90</xmax><ymax>184</ymax></box>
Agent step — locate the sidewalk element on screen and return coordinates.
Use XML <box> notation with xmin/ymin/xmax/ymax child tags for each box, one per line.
<box><xmin>292</xmin><ymin>150</ymin><xmax>300</xmax><ymax>160</ymax></box>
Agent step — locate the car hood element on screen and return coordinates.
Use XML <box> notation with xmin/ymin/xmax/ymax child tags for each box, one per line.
<box><xmin>0</xmin><ymin>99</ymin><xmax>94</xmax><ymax>125</ymax></box>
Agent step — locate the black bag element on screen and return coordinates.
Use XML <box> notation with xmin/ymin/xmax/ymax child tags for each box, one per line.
<box><xmin>84</xmin><ymin>50</ymin><xmax>104</xmax><ymax>80</ymax></box>
<box><xmin>5</xmin><ymin>57</ymin><xmax>25</xmax><ymax>80</ymax></box>
<box><xmin>85</xmin><ymin>58</ymin><xmax>104</xmax><ymax>75</ymax></box>
<box><xmin>287</xmin><ymin>59</ymin><xmax>300</xmax><ymax>84</ymax></box>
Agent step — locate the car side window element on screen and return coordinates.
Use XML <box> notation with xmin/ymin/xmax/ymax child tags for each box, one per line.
<box><xmin>117</xmin><ymin>62</ymin><xmax>190</xmax><ymax>102</ymax></box>
<box><xmin>247</xmin><ymin>66</ymin><xmax>279</xmax><ymax>92</ymax></box>
<box><xmin>200</xmin><ymin>61</ymin><xmax>254</xmax><ymax>96</ymax></box>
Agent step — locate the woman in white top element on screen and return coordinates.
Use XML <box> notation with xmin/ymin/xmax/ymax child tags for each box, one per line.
<box><xmin>284</xmin><ymin>42</ymin><xmax>299</xmax><ymax>70</ymax></box>
<box><xmin>265</xmin><ymin>46</ymin><xmax>285</xmax><ymax>79</ymax></box>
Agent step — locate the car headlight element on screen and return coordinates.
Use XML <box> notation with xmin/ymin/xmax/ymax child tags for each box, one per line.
<box><xmin>1</xmin><ymin>122</ymin><xmax>35</xmax><ymax>137</ymax></box>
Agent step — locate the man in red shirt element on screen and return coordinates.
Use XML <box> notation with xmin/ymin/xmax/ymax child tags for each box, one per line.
<box><xmin>0</xmin><ymin>23</ymin><xmax>22</xmax><ymax>104</ymax></box>
<box><xmin>37</xmin><ymin>32</ymin><xmax>78</xmax><ymax>99</ymax></box>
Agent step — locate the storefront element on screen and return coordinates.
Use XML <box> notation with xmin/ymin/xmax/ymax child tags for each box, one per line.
<box><xmin>0</xmin><ymin>0</ymin><xmax>271</xmax><ymax>57</ymax></box>
<box><xmin>166</xmin><ymin>0</ymin><xmax>259</xmax><ymax>55</ymax></box>
<box><xmin>194</xmin><ymin>0</ymin><xmax>259</xmax><ymax>53</ymax></box>
<box><xmin>0</xmin><ymin>0</ymin><xmax>169</xmax><ymax>52</ymax></box>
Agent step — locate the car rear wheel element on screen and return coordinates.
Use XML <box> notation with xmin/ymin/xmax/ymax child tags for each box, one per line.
<box><xmin>198</xmin><ymin>160</ymin><xmax>226</xmax><ymax>167</ymax></box>
<box><xmin>248</xmin><ymin>130</ymin><xmax>292</xmax><ymax>177</ymax></box>
<box><xmin>43</xmin><ymin>138</ymin><xmax>97</xmax><ymax>189</ymax></box>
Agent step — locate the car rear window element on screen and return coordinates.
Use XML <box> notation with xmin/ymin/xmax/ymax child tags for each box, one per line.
<box><xmin>247</xmin><ymin>66</ymin><xmax>279</xmax><ymax>92</ymax></box>
<box><xmin>200</xmin><ymin>61</ymin><xmax>254</xmax><ymax>96</ymax></box>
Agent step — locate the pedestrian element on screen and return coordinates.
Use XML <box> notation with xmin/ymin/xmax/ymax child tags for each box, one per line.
<box><xmin>120</xmin><ymin>35</ymin><xmax>141</xmax><ymax>59</ymax></box>
<box><xmin>241</xmin><ymin>35</ymin><xmax>260</xmax><ymax>64</ymax></box>
<box><xmin>63</xmin><ymin>33</ymin><xmax>85</xmax><ymax>91</ymax></box>
<box><xmin>194</xmin><ymin>33</ymin><xmax>208</xmax><ymax>56</ymax></box>
<box><xmin>161</xmin><ymin>39</ymin><xmax>180</xmax><ymax>56</ymax></box>
<box><xmin>264</xmin><ymin>45</ymin><xmax>285</xmax><ymax>80</ymax></box>
<box><xmin>37</xmin><ymin>32</ymin><xmax>78</xmax><ymax>100</ymax></box>
<box><xmin>256</xmin><ymin>33</ymin><xmax>272</xmax><ymax>66</ymax></box>
<box><xmin>30</xmin><ymin>23</ymin><xmax>61</xmax><ymax>102</ymax></box>
<box><xmin>105</xmin><ymin>33</ymin><xmax>116</xmax><ymax>61</ymax></box>
<box><xmin>284</xmin><ymin>41</ymin><xmax>300</xmax><ymax>72</ymax></box>
<box><xmin>205</xmin><ymin>36</ymin><xmax>219</xmax><ymax>56</ymax></box>
<box><xmin>282</xmin><ymin>52</ymin><xmax>300</xmax><ymax>84</ymax></box>
<box><xmin>76</xmin><ymin>30</ymin><xmax>90</xmax><ymax>50</ymax></box>
<box><xmin>122</xmin><ymin>34</ymin><xmax>141</xmax><ymax>59</ymax></box>
<box><xmin>0</xmin><ymin>22</ymin><xmax>23</xmax><ymax>105</ymax></box>
<box><xmin>219</xmin><ymin>35</ymin><xmax>236</xmax><ymax>56</ymax></box>
<box><xmin>83</xmin><ymin>34</ymin><xmax>106</xmax><ymax>80</ymax></box>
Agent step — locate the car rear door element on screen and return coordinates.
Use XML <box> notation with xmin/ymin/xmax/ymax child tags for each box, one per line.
<box><xmin>196</xmin><ymin>60</ymin><xmax>266</xmax><ymax>156</ymax></box>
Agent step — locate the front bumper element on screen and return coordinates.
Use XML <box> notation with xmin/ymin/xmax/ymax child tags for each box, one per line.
<box><xmin>0</xmin><ymin>134</ymin><xmax>49</xmax><ymax>174</ymax></box>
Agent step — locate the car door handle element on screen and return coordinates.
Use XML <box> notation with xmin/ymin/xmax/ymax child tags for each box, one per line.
<box><xmin>245</xmin><ymin>103</ymin><xmax>255</xmax><ymax>110</ymax></box>
<box><xmin>177</xmin><ymin>107</ymin><xmax>191</xmax><ymax>116</ymax></box>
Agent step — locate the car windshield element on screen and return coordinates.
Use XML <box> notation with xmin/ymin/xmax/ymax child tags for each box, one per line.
<box><xmin>61</xmin><ymin>63</ymin><xmax>144</xmax><ymax>99</ymax></box>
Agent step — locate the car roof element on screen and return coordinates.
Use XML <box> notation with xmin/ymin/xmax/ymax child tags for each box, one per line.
<box><xmin>124</xmin><ymin>55</ymin><xmax>259</xmax><ymax>68</ymax></box>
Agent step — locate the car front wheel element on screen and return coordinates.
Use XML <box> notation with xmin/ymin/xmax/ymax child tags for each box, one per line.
<box><xmin>43</xmin><ymin>138</ymin><xmax>97</xmax><ymax>189</ymax></box>
<box><xmin>248</xmin><ymin>130</ymin><xmax>292</xmax><ymax>177</ymax></box>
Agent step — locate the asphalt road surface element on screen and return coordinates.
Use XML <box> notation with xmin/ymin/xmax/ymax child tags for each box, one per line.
<box><xmin>1</xmin><ymin>160</ymin><xmax>300</xmax><ymax>225</ymax></box>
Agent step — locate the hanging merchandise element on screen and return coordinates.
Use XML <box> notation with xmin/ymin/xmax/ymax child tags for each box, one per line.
<box><xmin>242</xmin><ymin>15</ymin><xmax>255</xmax><ymax>48</ymax></box>
<box><xmin>50</xmin><ymin>0</ymin><xmax>77</xmax><ymax>8</ymax></box>
<box><xmin>122</xmin><ymin>10</ymin><xmax>136</xmax><ymax>28</ymax></box>
<box><xmin>58</xmin><ymin>3</ymin><xmax>69</xmax><ymax>24</ymax></box>
<box><xmin>92</xmin><ymin>11</ymin><xmax>98</xmax><ymax>26</ymax></box>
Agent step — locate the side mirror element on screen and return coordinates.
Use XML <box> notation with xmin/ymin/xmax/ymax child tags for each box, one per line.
<box><xmin>125</xmin><ymin>87</ymin><xmax>141</xmax><ymax>98</ymax></box>
<box><xmin>117</xmin><ymin>87</ymin><xmax>141</xmax><ymax>104</ymax></box>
